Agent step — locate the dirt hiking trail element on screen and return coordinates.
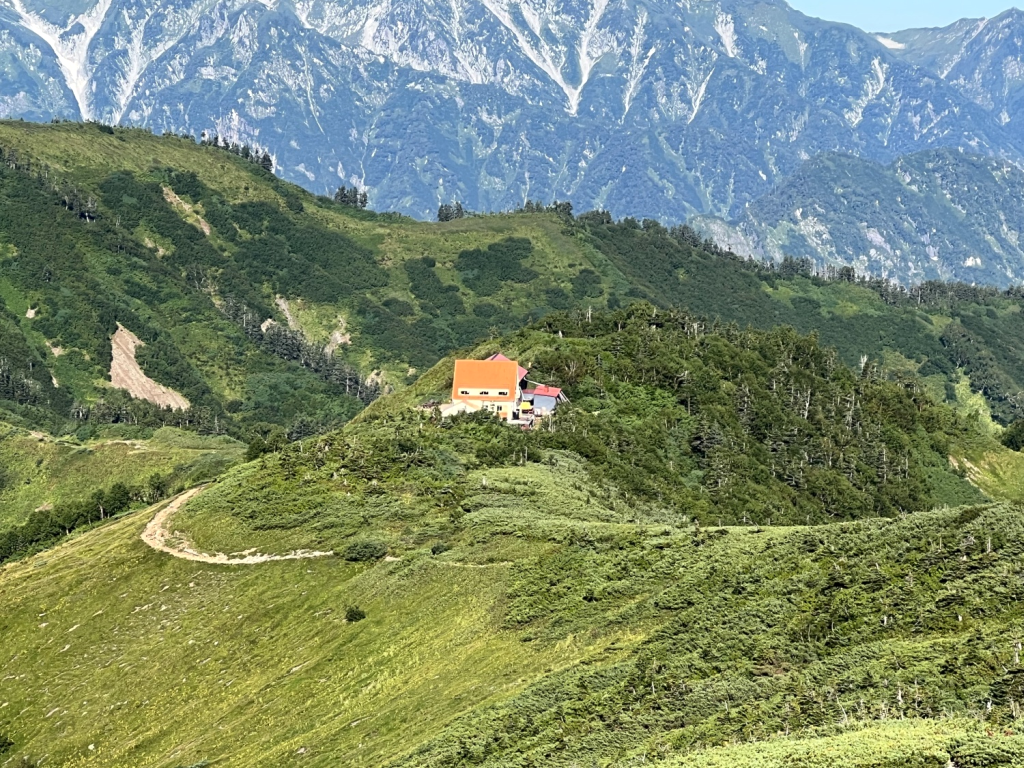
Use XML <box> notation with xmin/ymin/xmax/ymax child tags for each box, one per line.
<box><xmin>142</xmin><ymin>488</ymin><xmax>334</xmax><ymax>565</ymax></box>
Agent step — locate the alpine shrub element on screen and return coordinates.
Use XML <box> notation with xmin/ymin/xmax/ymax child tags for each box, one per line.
<box><xmin>343</xmin><ymin>540</ymin><xmax>387</xmax><ymax>562</ymax></box>
<box><xmin>345</xmin><ymin>605</ymin><xmax>367</xmax><ymax>623</ymax></box>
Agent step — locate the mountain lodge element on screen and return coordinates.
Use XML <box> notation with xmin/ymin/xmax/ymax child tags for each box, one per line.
<box><xmin>439</xmin><ymin>353</ymin><xmax>566</xmax><ymax>426</ymax></box>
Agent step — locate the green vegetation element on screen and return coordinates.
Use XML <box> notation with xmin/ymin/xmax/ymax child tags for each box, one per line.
<box><xmin>174</xmin><ymin>306</ymin><xmax>982</xmax><ymax>562</ymax></box>
<box><xmin>0</xmin><ymin>121</ymin><xmax>615</xmax><ymax>441</ymax></box>
<box><xmin>3</xmin><ymin>121</ymin><xmax>1024</xmax><ymax>452</ymax></box>
<box><xmin>0</xmin><ymin>511</ymin><xmax>613</xmax><ymax>768</ymax></box>
<box><xmin>400</xmin><ymin>502</ymin><xmax>1024</xmax><ymax>767</ymax></box>
<box><xmin>0</xmin><ymin>306</ymin><xmax>1022</xmax><ymax>767</ymax></box>
<box><xmin>345</xmin><ymin>605</ymin><xmax>367</xmax><ymax>623</ymax></box>
<box><xmin>0</xmin><ymin>423</ymin><xmax>242</xmax><ymax>531</ymax></box>
<box><xmin>581</xmin><ymin>218</ymin><xmax>1024</xmax><ymax>427</ymax></box>
<box><xmin>9</xmin><ymin>122</ymin><xmax>1024</xmax><ymax>767</ymax></box>
<box><xmin>0</xmin><ymin>423</ymin><xmax>242</xmax><ymax>563</ymax></box>
<box><xmin>3</xmin><ymin>456</ymin><xmax>1024</xmax><ymax>766</ymax></box>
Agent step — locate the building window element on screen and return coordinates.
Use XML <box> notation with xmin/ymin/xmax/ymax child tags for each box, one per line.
<box><xmin>459</xmin><ymin>390</ymin><xmax>470</xmax><ymax>395</ymax></box>
<box><xmin>498</xmin><ymin>391</ymin><xmax>509</xmax><ymax>396</ymax></box>
<box><xmin>480</xmin><ymin>391</ymin><xmax>490</xmax><ymax>396</ymax></box>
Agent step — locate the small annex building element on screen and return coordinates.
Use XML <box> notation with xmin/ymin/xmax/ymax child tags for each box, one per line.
<box><xmin>522</xmin><ymin>384</ymin><xmax>566</xmax><ymax>416</ymax></box>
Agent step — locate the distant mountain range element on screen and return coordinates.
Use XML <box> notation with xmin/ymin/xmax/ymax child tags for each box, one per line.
<box><xmin>0</xmin><ymin>0</ymin><xmax>1023</xmax><ymax>283</ymax></box>
<box><xmin>696</xmin><ymin>148</ymin><xmax>1024</xmax><ymax>286</ymax></box>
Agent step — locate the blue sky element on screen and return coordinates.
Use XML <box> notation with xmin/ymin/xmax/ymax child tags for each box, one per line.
<box><xmin>789</xmin><ymin>1</ymin><xmax>1016</xmax><ymax>32</ymax></box>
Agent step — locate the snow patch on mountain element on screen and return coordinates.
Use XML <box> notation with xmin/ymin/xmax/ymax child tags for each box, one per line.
<box><xmin>5</xmin><ymin>0</ymin><xmax>114</xmax><ymax>120</ymax></box>
<box><xmin>874</xmin><ymin>35</ymin><xmax>905</xmax><ymax>51</ymax></box>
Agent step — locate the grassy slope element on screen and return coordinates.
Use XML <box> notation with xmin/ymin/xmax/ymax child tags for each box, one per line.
<box><xmin>0</xmin><ymin>499</ymin><xmax>627</xmax><ymax>768</ymax></box>
<box><xmin>394</xmin><ymin>502</ymin><xmax>1024</xmax><ymax>767</ymax></box>
<box><xmin>5</xmin><ymin>494</ymin><xmax>1024</xmax><ymax>766</ymax></box>
<box><xmin>0</xmin><ymin>345</ymin><xmax>1020</xmax><ymax>765</ymax></box>
<box><xmin>0</xmin><ymin>424</ymin><xmax>243</xmax><ymax>530</ymax></box>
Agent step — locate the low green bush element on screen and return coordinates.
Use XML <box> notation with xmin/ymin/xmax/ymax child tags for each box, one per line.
<box><xmin>343</xmin><ymin>540</ymin><xmax>387</xmax><ymax>562</ymax></box>
<box><xmin>345</xmin><ymin>605</ymin><xmax>367</xmax><ymax>623</ymax></box>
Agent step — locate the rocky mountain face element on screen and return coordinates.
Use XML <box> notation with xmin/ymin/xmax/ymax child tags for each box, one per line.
<box><xmin>695</xmin><ymin>149</ymin><xmax>1024</xmax><ymax>287</ymax></box>
<box><xmin>886</xmin><ymin>11</ymin><xmax>1024</xmax><ymax>132</ymax></box>
<box><xmin>0</xmin><ymin>0</ymin><xmax>1022</xmax><ymax>282</ymax></box>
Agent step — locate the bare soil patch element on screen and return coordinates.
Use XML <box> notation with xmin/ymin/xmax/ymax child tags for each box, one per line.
<box><xmin>110</xmin><ymin>324</ymin><xmax>190</xmax><ymax>411</ymax></box>
<box><xmin>325</xmin><ymin>316</ymin><xmax>352</xmax><ymax>355</ymax></box>
<box><xmin>275</xmin><ymin>296</ymin><xmax>301</xmax><ymax>330</ymax></box>
<box><xmin>162</xmin><ymin>186</ymin><xmax>211</xmax><ymax>236</ymax></box>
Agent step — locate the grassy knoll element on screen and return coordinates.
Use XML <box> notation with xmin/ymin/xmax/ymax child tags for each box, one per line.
<box><xmin>0</xmin><ymin>507</ymin><xmax>623</xmax><ymax>768</ymax></box>
<box><xmin>956</xmin><ymin>446</ymin><xmax>1024</xmax><ymax>505</ymax></box>
<box><xmin>0</xmin><ymin>424</ymin><xmax>243</xmax><ymax>530</ymax></box>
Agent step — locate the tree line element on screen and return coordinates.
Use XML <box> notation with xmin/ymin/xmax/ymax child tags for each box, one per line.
<box><xmin>220</xmin><ymin>295</ymin><xmax>382</xmax><ymax>405</ymax></box>
<box><xmin>199</xmin><ymin>132</ymin><xmax>274</xmax><ymax>172</ymax></box>
<box><xmin>0</xmin><ymin>476</ymin><xmax>169</xmax><ymax>565</ymax></box>
<box><xmin>334</xmin><ymin>185</ymin><xmax>369</xmax><ymax>209</ymax></box>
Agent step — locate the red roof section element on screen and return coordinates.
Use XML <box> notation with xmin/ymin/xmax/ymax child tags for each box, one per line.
<box><xmin>487</xmin><ymin>353</ymin><xmax>529</xmax><ymax>381</ymax></box>
<box><xmin>452</xmin><ymin>359</ymin><xmax>520</xmax><ymax>401</ymax></box>
<box><xmin>525</xmin><ymin>385</ymin><xmax>563</xmax><ymax>398</ymax></box>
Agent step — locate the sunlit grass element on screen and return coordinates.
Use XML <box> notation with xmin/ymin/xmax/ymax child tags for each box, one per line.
<box><xmin>0</xmin><ymin>505</ymin><xmax>625</xmax><ymax>767</ymax></box>
<box><xmin>0</xmin><ymin>424</ymin><xmax>243</xmax><ymax>530</ymax></box>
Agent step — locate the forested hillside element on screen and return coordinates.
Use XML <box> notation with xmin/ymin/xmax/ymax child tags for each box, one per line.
<box><xmin>0</xmin><ymin>121</ymin><xmax>604</xmax><ymax>439</ymax></box>
<box><xmin>4</xmin><ymin>120</ymin><xmax>1024</xmax><ymax>451</ymax></box>
<box><xmin>7</xmin><ymin>119</ymin><xmax>1024</xmax><ymax>570</ymax></box>
<box><xmin>178</xmin><ymin>305</ymin><xmax>983</xmax><ymax>555</ymax></box>
<box><xmin>581</xmin><ymin>217</ymin><xmax>1024</xmax><ymax>427</ymax></box>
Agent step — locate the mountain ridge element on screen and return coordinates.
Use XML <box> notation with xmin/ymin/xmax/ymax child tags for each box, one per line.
<box><xmin>695</xmin><ymin>147</ymin><xmax>1024</xmax><ymax>287</ymax></box>
<box><xmin>0</xmin><ymin>0</ymin><xmax>1020</xmax><ymax>226</ymax></box>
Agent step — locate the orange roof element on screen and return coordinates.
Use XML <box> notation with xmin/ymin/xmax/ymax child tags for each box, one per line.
<box><xmin>486</xmin><ymin>353</ymin><xmax>529</xmax><ymax>381</ymax></box>
<box><xmin>452</xmin><ymin>359</ymin><xmax>520</xmax><ymax>401</ymax></box>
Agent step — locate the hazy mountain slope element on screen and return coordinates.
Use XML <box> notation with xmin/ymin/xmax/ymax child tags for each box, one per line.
<box><xmin>694</xmin><ymin>149</ymin><xmax>1024</xmax><ymax>286</ymax></box>
<box><xmin>0</xmin><ymin>0</ymin><xmax>1018</xmax><ymax>226</ymax></box>
<box><xmin>889</xmin><ymin>11</ymin><xmax>1024</xmax><ymax>130</ymax></box>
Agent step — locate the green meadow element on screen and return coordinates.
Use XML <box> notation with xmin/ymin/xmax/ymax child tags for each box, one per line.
<box><xmin>0</xmin><ymin>424</ymin><xmax>242</xmax><ymax>530</ymax></box>
<box><xmin>5</xmin><ymin>123</ymin><xmax>1024</xmax><ymax>767</ymax></box>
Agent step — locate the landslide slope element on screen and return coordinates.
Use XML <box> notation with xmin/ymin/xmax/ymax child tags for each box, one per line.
<box><xmin>5</xmin><ymin>305</ymin><xmax>1020</xmax><ymax>767</ymax></box>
